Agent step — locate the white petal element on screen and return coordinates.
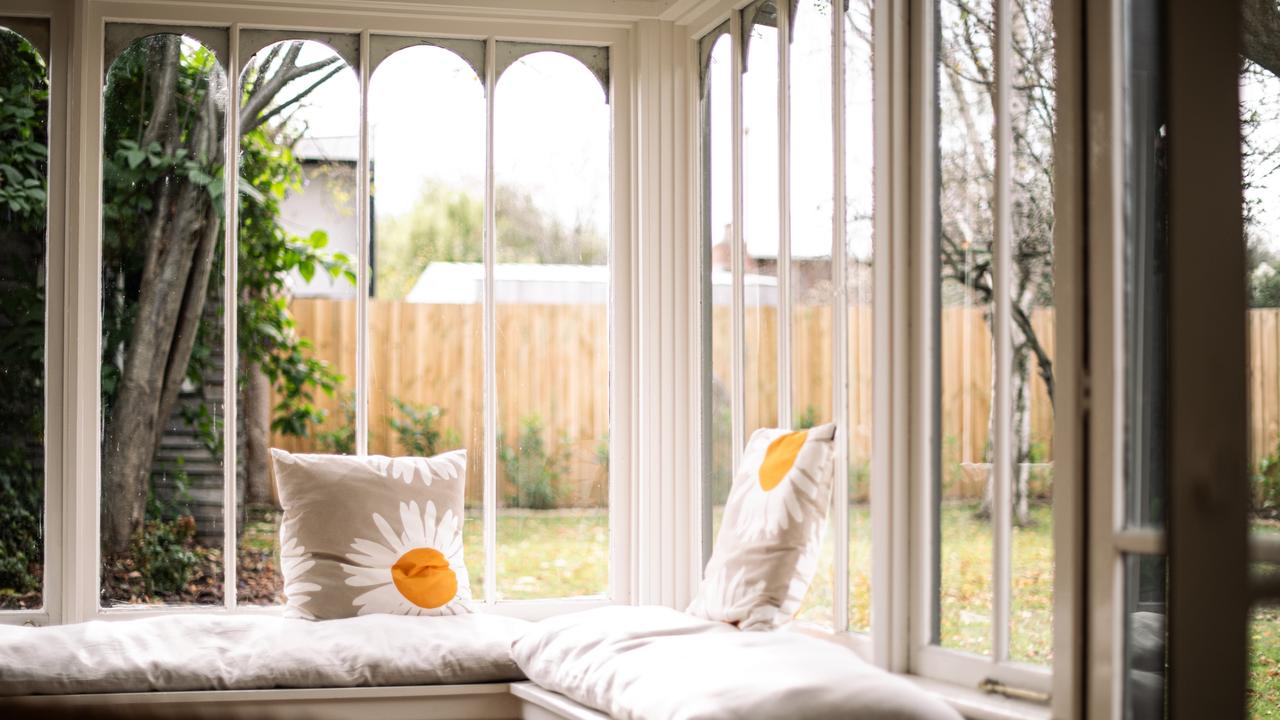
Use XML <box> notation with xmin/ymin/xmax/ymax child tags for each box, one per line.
<box><xmin>401</xmin><ymin>501</ymin><xmax>426</xmax><ymax>547</ymax></box>
<box><xmin>347</xmin><ymin>537</ymin><xmax>400</xmax><ymax>566</ymax></box>
<box><xmin>372</xmin><ymin>512</ymin><xmax>403</xmax><ymax>552</ymax></box>
<box><xmin>343</xmin><ymin>565</ymin><xmax>392</xmax><ymax>587</ymax></box>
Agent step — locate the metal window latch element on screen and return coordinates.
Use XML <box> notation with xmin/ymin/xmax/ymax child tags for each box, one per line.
<box><xmin>978</xmin><ymin>678</ymin><xmax>1052</xmax><ymax>704</ymax></box>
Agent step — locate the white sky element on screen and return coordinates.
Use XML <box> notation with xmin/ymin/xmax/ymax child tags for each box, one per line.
<box><xmin>271</xmin><ymin>42</ymin><xmax>610</xmax><ymax>239</ymax></box>
<box><xmin>1243</xmin><ymin>64</ymin><xmax>1280</xmax><ymax>252</ymax></box>
<box><xmin>706</xmin><ymin>5</ymin><xmax>876</xmax><ymax>262</ymax></box>
<box><xmin>269</xmin><ymin>27</ymin><xmax>1279</xmax><ymax>263</ymax></box>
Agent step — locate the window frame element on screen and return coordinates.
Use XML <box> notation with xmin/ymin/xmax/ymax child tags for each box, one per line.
<box><xmin>0</xmin><ymin>0</ymin><xmax>637</xmax><ymax>626</ymax></box>
<box><xmin>910</xmin><ymin>0</ymin><xmax>1059</xmax><ymax>697</ymax></box>
<box><xmin>688</xmin><ymin>0</ymin><xmax>899</xmax><ymax>666</ymax></box>
<box><xmin>688</xmin><ymin>0</ymin><xmax>1075</xmax><ymax>704</ymax></box>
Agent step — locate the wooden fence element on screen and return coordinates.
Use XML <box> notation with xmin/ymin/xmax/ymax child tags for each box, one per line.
<box><xmin>274</xmin><ymin>298</ymin><xmax>1065</xmax><ymax>504</ymax></box>
<box><xmin>271</xmin><ymin>299</ymin><xmax>609</xmax><ymax>506</ymax></box>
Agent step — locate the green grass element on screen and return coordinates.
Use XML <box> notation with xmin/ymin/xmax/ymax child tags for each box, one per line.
<box><xmin>1252</xmin><ymin>605</ymin><xmax>1280</xmax><ymax>719</ymax></box>
<box><xmin>462</xmin><ymin>509</ymin><xmax>609</xmax><ymax>601</ymax></box>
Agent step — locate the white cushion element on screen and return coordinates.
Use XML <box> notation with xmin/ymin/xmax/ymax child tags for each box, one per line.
<box><xmin>0</xmin><ymin>612</ymin><xmax>530</xmax><ymax>696</ymax></box>
<box><xmin>689</xmin><ymin>424</ymin><xmax>839</xmax><ymax>630</ymax></box>
<box><xmin>270</xmin><ymin>448</ymin><xmax>475</xmax><ymax>619</ymax></box>
<box><xmin>512</xmin><ymin>605</ymin><xmax>962</xmax><ymax>720</ymax></box>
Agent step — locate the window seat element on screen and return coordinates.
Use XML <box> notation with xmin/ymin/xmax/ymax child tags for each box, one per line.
<box><xmin>0</xmin><ymin>612</ymin><xmax>530</xmax><ymax>697</ymax></box>
<box><xmin>2</xmin><ymin>607</ymin><xmax>974</xmax><ymax>720</ymax></box>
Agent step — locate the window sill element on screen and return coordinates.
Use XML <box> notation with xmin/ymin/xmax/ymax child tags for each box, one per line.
<box><xmin>778</xmin><ymin>626</ymin><xmax>1050</xmax><ymax>720</ymax></box>
<box><xmin>906</xmin><ymin>675</ymin><xmax>1051</xmax><ymax>720</ymax></box>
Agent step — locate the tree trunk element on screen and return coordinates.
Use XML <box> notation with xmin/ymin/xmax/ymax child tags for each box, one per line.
<box><xmin>243</xmin><ymin>362</ymin><xmax>275</xmax><ymax>506</ymax></box>
<box><xmin>1011</xmin><ymin>345</ymin><xmax>1032</xmax><ymax>527</ymax></box>
<box><xmin>101</xmin><ymin>36</ymin><xmax>225</xmax><ymax>556</ymax></box>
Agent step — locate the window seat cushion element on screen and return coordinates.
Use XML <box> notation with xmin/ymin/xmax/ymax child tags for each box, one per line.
<box><xmin>511</xmin><ymin>605</ymin><xmax>963</xmax><ymax>720</ymax></box>
<box><xmin>0</xmin><ymin>612</ymin><xmax>531</xmax><ymax>696</ymax></box>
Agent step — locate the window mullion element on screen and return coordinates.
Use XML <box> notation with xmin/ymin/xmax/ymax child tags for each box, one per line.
<box><xmin>482</xmin><ymin>35</ymin><xmax>498</xmax><ymax>607</ymax></box>
<box><xmin>355</xmin><ymin>31</ymin><xmax>371</xmax><ymax>458</ymax></box>
<box><xmin>992</xmin><ymin>0</ymin><xmax>1014</xmax><ymax>665</ymax></box>
<box><xmin>730</xmin><ymin>13</ymin><xmax>746</xmax><ymax>469</ymax></box>
<box><xmin>223</xmin><ymin>25</ymin><xmax>243</xmax><ymax>611</ymax></box>
<box><xmin>778</xmin><ymin>0</ymin><xmax>793</xmax><ymax>430</ymax></box>
<box><xmin>831</xmin><ymin>0</ymin><xmax>852</xmax><ymax>635</ymax></box>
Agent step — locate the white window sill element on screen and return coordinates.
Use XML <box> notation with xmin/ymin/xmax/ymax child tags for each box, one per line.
<box><xmin>907</xmin><ymin>675</ymin><xmax>1052</xmax><ymax>720</ymax></box>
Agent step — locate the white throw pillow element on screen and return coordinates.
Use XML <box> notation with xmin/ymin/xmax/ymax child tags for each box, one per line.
<box><xmin>270</xmin><ymin>449</ymin><xmax>474</xmax><ymax>619</ymax></box>
<box><xmin>687</xmin><ymin>423</ymin><xmax>838</xmax><ymax>630</ymax></box>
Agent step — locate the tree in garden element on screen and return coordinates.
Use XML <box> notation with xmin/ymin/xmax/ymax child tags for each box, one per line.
<box><xmin>936</xmin><ymin>0</ymin><xmax>1055</xmax><ymax>525</ymax></box>
<box><xmin>374</xmin><ymin>181</ymin><xmax>606</xmax><ymax>299</ymax></box>
<box><xmin>100</xmin><ymin>36</ymin><xmax>350</xmax><ymax>556</ymax></box>
<box><xmin>0</xmin><ymin>29</ymin><xmax>48</xmax><ymax>603</ymax></box>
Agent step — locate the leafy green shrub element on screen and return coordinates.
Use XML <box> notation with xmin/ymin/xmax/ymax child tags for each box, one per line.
<box><xmin>0</xmin><ymin>23</ymin><xmax>49</xmax><ymax>604</ymax></box>
<box><xmin>795</xmin><ymin>404</ymin><xmax>820</xmax><ymax>430</ymax></box>
<box><xmin>315</xmin><ymin>392</ymin><xmax>356</xmax><ymax>454</ymax></box>
<box><xmin>132</xmin><ymin>515</ymin><xmax>198</xmax><ymax>597</ymax></box>
<box><xmin>848</xmin><ymin>461</ymin><xmax>871</xmax><ymax>503</ymax></box>
<box><xmin>0</xmin><ymin>455</ymin><xmax>41</xmax><ymax>597</ymax></box>
<box><xmin>390</xmin><ymin>399</ymin><xmax>458</xmax><ymax>456</ymax></box>
<box><xmin>1254</xmin><ymin>445</ymin><xmax>1280</xmax><ymax>519</ymax></box>
<box><xmin>499</xmin><ymin>415</ymin><xmax>571</xmax><ymax>510</ymax></box>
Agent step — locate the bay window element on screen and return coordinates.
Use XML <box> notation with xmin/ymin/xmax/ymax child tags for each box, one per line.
<box><xmin>4</xmin><ymin>2</ymin><xmax>631</xmax><ymax>621</ymax></box>
<box><xmin>697</xmin><ymin>0</ymin><xmax>1058</xmax><ymax>699</ymax></box>
<box><xmin>7</xmin><ymin>0</ymin><xmax>1272</xmax><ymax>715</ymax></box>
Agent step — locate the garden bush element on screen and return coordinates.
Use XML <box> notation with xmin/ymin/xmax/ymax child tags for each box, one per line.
<box><xmin>499</xmin><ymin>415</ymin><xmax>571</xmax><ymax>510</ymax></box>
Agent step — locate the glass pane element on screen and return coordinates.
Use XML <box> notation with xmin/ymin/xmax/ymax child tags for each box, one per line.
<box><xmin>1123</xmin><ymin>554</ymin><xmax>1167</xmax><ymax>720</ymax></box>
<box><xmin>742</xmin><ymin>0</ymin><xmax>781</xmax><ymax>440</ymax></box>
<box><xmin>369</xmin><ymin>44</ymin><xmax>486</xmax><ymax>600</ymax></box>
<box><xmin>494</xmin><ymin>48</ymin><xmax>610</xmax><ymax>600</ymax></box>
<box><xmin>1009</xmin><ymin>0</ymin><xmax>1057</xmax><ymax>665</ymax></box>
<box><xmin>936</xmin><ymin>0</ymin><xmax>996</xmax><ymax>653</ymax></box>
<box><xmin>101</xmin><ymin>33</ymin><xmax>228</xmax><ymax>606</ymax></box>
<box><xmin>1243</xmin><ymin>12</ymin><xmax>1280</xmax><ymax>540</ymax></box>
<box><xmin>846</xmin><ymin>0</ymin><xmax>875</xmax><ymax>635</ymax></box>
<box><xmin>790</xmin><ymin>0</ymin><xmax>836</xmax><ymax>629</ymax></box>
<box><xmin>236</xmin><ymin>39</ymin><xmax>358</xmax><ymax>606</ymax></box>
<box><xmin>702</xmin><ymin>27</ymin><xmax>734</xmax><ymax>555</ymax></box>
<box><xmin>0</xmin><ymin>25</ymin><xmax>47</xmax><ymax>611</ymax></box>
<box><xmin>1123</xmin><ymin>0</ymin><xmax>1167</xmax><ymax>530</ymax></box>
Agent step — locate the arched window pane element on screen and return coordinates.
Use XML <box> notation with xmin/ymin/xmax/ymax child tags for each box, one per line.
<box><xmin>236</xmin><ymin>39</ymin><xmax>358</xmax><ymax>606</ymax></box>
<box><xmin>368</xmin><ymin>43</ymin><xmax>486</xmax><ymax>597</ymax></box>
<box><xmin>0</xmin><ymin>24</ymin><xmax>48</xmax><ymax>611</ymax></box>
<box><xmin>100</xmin><ymin>33</ymin><xmax>228</xmax><ymax>606</ymax></box>
<box><xmin>742</xmin><ymin>0</ymin><xmax>781</xmax><ymax>442</ymax></box>
<box><xmin>846</xmin><ymin>0</ymin><xmax>876</xmax><ymax>636</ymax></box>
<box><xmin>494</xmin><ymin>48</ymin><xmax>610</xmax><ymax>600</ymax></box>
<box><xmin>702</xmin><ymin>29</ymin><xmax>733</xmax><ymax>555</ymax></box>
<box><xmin>789</xmin><ymin>0</ymin><xmax>837</xmax><ymax>630</ymax></box>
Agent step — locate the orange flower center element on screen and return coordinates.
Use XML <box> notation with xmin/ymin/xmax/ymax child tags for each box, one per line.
<box><xmin>391</xmin><ymin>547</ymin><xmax>457</xmax><ymax>609</ymax></box>
<box><xmin>758</xmin><ymin>430</ymin><xmax>808</xmax><ymax>492</ymax></box>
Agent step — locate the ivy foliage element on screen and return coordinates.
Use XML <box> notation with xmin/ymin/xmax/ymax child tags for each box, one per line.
<box><xmin>0</xmin><ymin>28</ymin><xmax>47</xmax><ymax>603</ymax></box>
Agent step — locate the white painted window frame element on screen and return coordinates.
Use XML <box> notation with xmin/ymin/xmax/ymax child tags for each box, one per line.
<box><xmin>683</xmin><ymin>0</ymin><xmax>904</xmax><ymax>671</ymax></box>
<box><xmin>685</xmin><ymin>0</ymin><xmax>1077</xmax><ymax>705</ymax></box>
<box><xmin>0</xmin><ymin>0</ymin><xmax>638</xmax><ymax>626</ymax></box>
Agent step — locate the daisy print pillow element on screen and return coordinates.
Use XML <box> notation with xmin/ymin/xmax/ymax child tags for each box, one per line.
<box><xmin>270</xmin><ymin>449</ymin><xmax>474</xmax><ymax>620</ymax></box>
<box><xmin>688</xmin><ymin>423</ymin><xmax>837</xmax><ymax>630</ymax></box>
